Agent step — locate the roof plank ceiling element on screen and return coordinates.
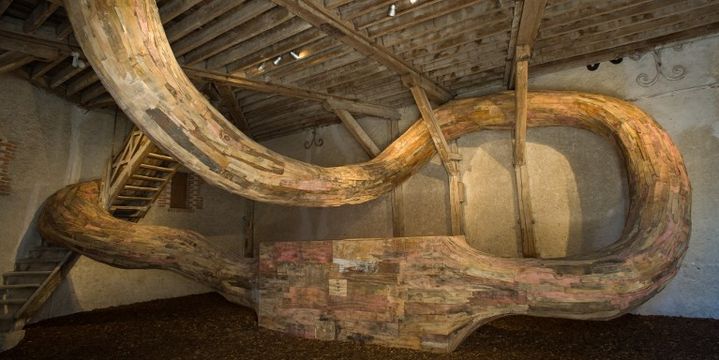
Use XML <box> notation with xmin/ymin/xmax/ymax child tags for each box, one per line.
<box><xmin>1</xmin><ymin>0</ymin><xmax>718</xmax><ymax>140</ymax></box>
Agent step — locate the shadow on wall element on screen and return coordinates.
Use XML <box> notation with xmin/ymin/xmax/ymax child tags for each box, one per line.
<box><xmin>460</xmin><ymin>127</ymin><xmax>628</xmax><ymax>258</ymax></box>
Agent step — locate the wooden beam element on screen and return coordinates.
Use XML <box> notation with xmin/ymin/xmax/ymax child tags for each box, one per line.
<box><xmin>49</xmin><ymin>62</ymin><xmax>84</xmax><ymax>88</ymax></box>
<box><xmin>505</xmin><ymin>0</ymin><xmax>548</xmax><ymax>89</ymax></box>
<box><xmin>407</xmin><ymin>79</ymin><xmax>460</xmax><ymax>174</ymax></box>
<box><xmin>214</xmin><ymin>83</ymin><xmax>249</xmax><ymax>131</ymax></box>
<box><xmin>23</xmin><ymin>1</ymin><xmax>61</xmax><ymax>33</ymax></box>
<box><xmin>0</xmin><ymin>51</ymin><xmax>34</xmax><ymax>73</ymax></box>
<box><xmin>331</xmin><ymin>107</ymin><xmax>380</xmax><ymax>158</ymax></box>
<box><xmin>184</xmin><ymin>67</ymin><xmax>400</xmax><ymax>120</ymax></box>
<box><xmin>159</xmin><ymin>0</ymin><xmax>204</xmax><ymax>23</ymax></box>
<box><xmin>30</xmin><ymin>54</ymin><xmax>65</xmax><ymax>80</ymax></box>
<box><xmin>0</xmin><ymin>29</ymin><xmax>69</xmax><ymax>60</ymax></box>
<box><xmin>448</xmin><ymin>141</ymin><xmax>464</xmax><ymax>236</ymax></box>
<box><xmin>269</xmin><ymin>0</ymin><xmax>453</xmax><ymax>103</ymax></box>
<box><xmin>243</xmin><ymin>201</ymin><xmax>255</xmax><ymax>258</ymax></box>
<box><xmin>513</xmin><ymin>45</ymin><xmax>536</xmax><ymax>258</ymax></box>
<box><xmin>0</xmin><ymin>0</ymin><xmax>12</xmax><ymax>17</ymax></box>
<box><xmin>389</xmin><ymin>120</ymin><xmax>404</xmax><ymax>237</ymax></box>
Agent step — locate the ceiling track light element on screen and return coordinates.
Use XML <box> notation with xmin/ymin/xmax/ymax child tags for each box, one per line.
<box><xmin>388</xmin><ymin>4</ymin><xmax>396</xmax><ymax>17</ymax></box>
<box><xmin>273</xmin><ymin>56</ymin><xmax>282</xmax><ymax>65</ymax></box>
<box><xmin>290</xmin><ymin>51</ymin><xmax>300</xmax><ymax>60</ymax></box>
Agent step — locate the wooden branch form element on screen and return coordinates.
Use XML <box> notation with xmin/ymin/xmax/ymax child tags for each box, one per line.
<box><xmin>269</xmin><ymin>0</ymin><xmax>453</xmax><ymax>103</ymax></box>
<box><xmin>47</xmin><ymin>4</ymin><xmax>692</xmax><ymax>353</ymax></box>
<box><xmin>513</xmin><ymin>45</ymin><xmax>537</xmax><ymax>257</ymax></box>
<box><xmin>184</xmin><ymin>68</ymin><xmax>400</xmax><ymax>120</ymax></box>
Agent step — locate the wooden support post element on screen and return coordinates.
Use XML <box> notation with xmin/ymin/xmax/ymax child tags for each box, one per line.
<box><xmin>505</xmin><ymin>0</ymin><xmax>548</xmax><ymax>89</ymax></box>
<box><xmin>513</xmin><ymin>45</ymin><xmax>537</xmax><ymax>258</ymax></box>
<box><xmin>449</xmin><ymin>141</ymin><xmax>464</xmax><ymax>236</ymax></box>
<box><xmin>330</xmin><ymin>105</ymin><xmax>380</xmax><ymax>158</ymax></box>
<box><xmin>243</xmin><ymin>201</ymin><xmax>255</xmax><ymax>258</ymax></box>
<box><xmin>389</xmin><ymin>120</ymin><xmax>405</xmax><ymax>237</ymax></box>
<box><xmin>406</xmin><ymin>77</ymin><xmax>464</xmax><ymax>235</ymax></box>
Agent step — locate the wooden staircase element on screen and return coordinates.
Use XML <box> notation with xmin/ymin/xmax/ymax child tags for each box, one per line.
<box><xmin>1</xmin><ymin>243</ymin><xmax>77</xmax><ymax>350</ymax></box>
<box><xmin>2</xmin><ymin>127</ymin><xmax>178</xmax><ymax>351</ymax></box>
<box><xmin>103</xmin><ymin>127</ymin><xmax>180</xmax><ymax>221</ymax></box>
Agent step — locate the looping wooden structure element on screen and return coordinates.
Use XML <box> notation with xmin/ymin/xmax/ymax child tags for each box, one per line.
<box><xmin>36</xmin><ymin>0</ymin><xmax>691</xmax><ymax>353</ymax></box>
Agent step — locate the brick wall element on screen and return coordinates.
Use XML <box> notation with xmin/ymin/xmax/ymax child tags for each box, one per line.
<box><xmin>0</xmin><ymin>138</ymin><xmax>16</xmax><ymax>196</ymax></box>
<box><xmin>156</xmin><ymin>172</ymin><xmax>204</xmax><ymax>211</ymax></box>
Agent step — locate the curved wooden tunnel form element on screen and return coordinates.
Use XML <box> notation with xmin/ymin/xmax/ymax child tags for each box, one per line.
<box><xmin>39</xmin><ymin>0</ymin><xmax>691</xmax><ymax>353</ymax></box>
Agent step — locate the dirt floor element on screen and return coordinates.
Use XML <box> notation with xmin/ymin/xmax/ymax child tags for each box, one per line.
<box><xmin>2</xmin><ymin>293</ymin><xmax>718</xmax><ymax>360</ymax></box>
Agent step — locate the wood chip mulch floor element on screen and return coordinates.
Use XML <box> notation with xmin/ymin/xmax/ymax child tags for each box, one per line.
<box><xmin>2</xmin><ymin>293</ymin><xmax>718</xmax><ymax>360</ymax></box>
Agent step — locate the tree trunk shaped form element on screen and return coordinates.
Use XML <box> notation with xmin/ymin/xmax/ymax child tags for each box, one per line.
<box><xmin>39</xmin><ymin>0</ymin><xmax>692</xmax><ymax>353</ymax></box>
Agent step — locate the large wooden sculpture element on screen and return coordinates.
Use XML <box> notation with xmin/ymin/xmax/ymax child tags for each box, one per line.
<box><xmin>37</xmin><ymin>0</ymin><xmax>691</xmax><ymax>353</ymax></box>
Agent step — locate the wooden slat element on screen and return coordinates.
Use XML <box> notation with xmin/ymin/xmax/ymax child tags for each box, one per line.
<box><xmin>49</xmin><ymin>62</ymin><xmax>83</xmax><ymax>88</ymax></box>
<box><xmin>164</xmin><ymin>0</ymin><xmax>240</xmax><ymax>43</ymax></box>
<box><xmin>159</xmin><ymin>0</ymin><xmax>204</xmax><ymax>23</ymax></box>
<box><xmin>270</xmin><ymin>0</ymin><xmax>453</xmax><ymax>102</ymax></box>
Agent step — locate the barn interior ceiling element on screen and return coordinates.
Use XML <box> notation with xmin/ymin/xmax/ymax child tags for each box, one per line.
<box><xmin>1</xmin><ymin>0</ymin><xmax>718</xmax><ymax>141</ymax></box>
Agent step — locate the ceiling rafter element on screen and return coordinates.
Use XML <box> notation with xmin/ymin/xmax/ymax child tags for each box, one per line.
<box><xmin>269</xmin><ymin>0</ymin><xmax>454</xmax><ymax>103</ymax></box>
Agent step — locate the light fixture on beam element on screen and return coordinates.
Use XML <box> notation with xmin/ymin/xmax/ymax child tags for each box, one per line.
<box><xmin>388</xmin><ymin>4</ymin><xmax>396</xmax><ymax>16</ymax></box>
<box><xmin>257</xmin><ymin>63</ymin><xmax>266</xmax><ymax>72</ymax></box>
<box><xmin>273</xmin><ymin>56</ymin><xmax>282</xmax><ymax>65</ymax></box>
<box><xmin>409</xmin><ymin>0</ymin><xmax>417</xmax><ymax>4</ymax></box>
<box><xmin>290</xmin><ymin>51</ymin><xmax>301</xmax><ymax>60</ymax></box>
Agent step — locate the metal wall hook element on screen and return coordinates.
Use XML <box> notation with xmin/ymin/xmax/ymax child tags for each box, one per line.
<box><xmin>304</xmin><ymin>127</ymin><xmax>324</xmax><ymax>149</ymax></box>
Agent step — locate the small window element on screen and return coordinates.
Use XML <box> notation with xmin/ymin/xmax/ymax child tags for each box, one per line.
<box><xmin>170</xmin><ymin>172</ymin><xmax>189</xmax><ymax>209</ymax></box>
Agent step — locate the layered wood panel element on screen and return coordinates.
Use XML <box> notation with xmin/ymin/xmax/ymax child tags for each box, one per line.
<box><xmin>2</xmin><ymin>0</ymin><xmax>718</xmax><ymax>139</ymax></box>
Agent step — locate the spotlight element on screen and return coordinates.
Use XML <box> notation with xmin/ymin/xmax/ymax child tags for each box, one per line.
<box><xmin>409</xmin><ymin>0</ymin><xmax>417</xmax><ymax>4</ymax></box>
<box><xmin>388</xmin><ymin>4</ymin><xmax>396</xmax><ymax>16</ymax></box>
<box><xmin>257</xmin><ymin>63</ymin><xmax>266</xmax><ymax>71</ymax></box>
<box><xmin>273</xmin><ymin>56</ymin><xmax>282</xmax><ymax>65</ymax></box>
<box><xmin>290</xmin><ymin>51</ymin><xmax>300</xmax><ymax>60</ymax></box>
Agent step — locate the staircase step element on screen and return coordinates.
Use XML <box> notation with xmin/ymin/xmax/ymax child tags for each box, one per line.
<box><xmin>147</xmin><ymin>152</ymin><xmax>175</xmax><ymax>161</ymax></box>
<box><xmin>14</xmin><ymin>258</ymin><xmax>61</xmax><ymax>271</ymax></box>
<box><xmin>28</xmin><ymin>247</ymin><xmax>69</xmax><ymax>258</ymax></box>
<box><xmin>110</xmin><ymin>205</ymin><xmax>149</xmax><ymax>211</ymax></box>
<box><xmin>3</xmin><ymin>271</ymin><xmax>52</xmax><ymax>285</ymax></box>
<box><xmin>139</xmin><ymin>164</ymin><xmax>175</xmax><ymax>172</ymax></box>
<box><xmin>0</xmin><ymin>298</ymin><xmax>26</xmax><ymax>305</ymax></box>
<box><xmin>0</xmin><ymin>284</ymin><xmax>40</xmax><ymax>290</ymax></box>
<box><xmin>123</xmin><ymin>185</ymin><xmax>161</xmax><ymax>192</ymax></box>
<box><xmin>116</xmin><ymin>195</ymin><xmax>154</xmax><ymax>201</ymax></box>
<box><xmin>131</xmin><ymin>174</ymin><xmax>167</xmax><ymax>182</ymax></box>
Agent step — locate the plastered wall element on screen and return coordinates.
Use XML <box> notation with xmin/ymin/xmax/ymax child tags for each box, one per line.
<box><xmin>257</xmin><ymin>35</ymin><xmax>719</xmax><ymax>319</ymax></box>
<box><xmin>0</xmin><ymin>73</ymin><xmax>247</xmax><ymax>320</ymax></box>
